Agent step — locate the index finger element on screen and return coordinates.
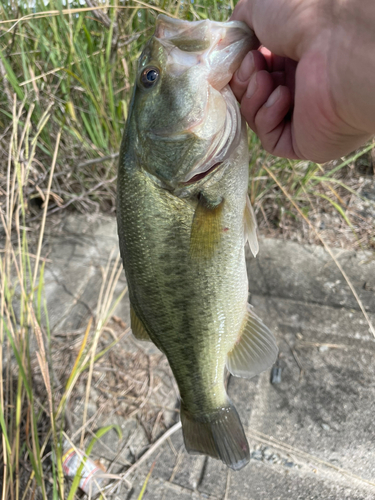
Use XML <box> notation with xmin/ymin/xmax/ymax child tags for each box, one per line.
<box><xmin>230</xmin><ymin>0</ymin><xmax>256</xmax><ymax>28</ymax></box>
<box><xmin>230</xmin><ymin>0</ymin><xmax>307</xmax><ymax>60</ymax></box>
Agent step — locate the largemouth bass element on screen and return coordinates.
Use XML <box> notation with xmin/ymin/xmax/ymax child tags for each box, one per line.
<box><xmin>117</xmin><ymin>15</ymin><xmax>278</xmax><ymax>471</ymax></box>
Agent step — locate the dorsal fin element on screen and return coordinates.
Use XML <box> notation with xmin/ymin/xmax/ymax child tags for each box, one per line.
<box><xmin>190</xmin><ymin>194</ymin><xmax>224</xmax><ymax>260</ymax></box>
<box><xmin>226</xmin><ymin>304</ymin><xmax>278</xmax><ymax>379</ymax></box>
<box><xmin>244</xmin><ymin>195</ymin><xmax>259</xmax><ymax>257</ymax></box>
<box><xmin>130</xmin><ymin>305</ymin><xmax>152</xmax><ymax>342</ymax></box>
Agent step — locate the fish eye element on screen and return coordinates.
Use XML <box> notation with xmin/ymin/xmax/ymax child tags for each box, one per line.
<box><xmin>140</xmin><ymin>66</ymin><xmax>159</xmax><ymax>88</ymax></box>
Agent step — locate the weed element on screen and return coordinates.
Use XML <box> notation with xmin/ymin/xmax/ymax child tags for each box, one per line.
<box><xmin>1</xmin><ymin>1</ymin><xmax>372</xmax><ymax>249</ymax></box>
<box><xmin>0</xmin><ymin>2</ymin><xmax>374</xmax><ymax>499</ymax></box>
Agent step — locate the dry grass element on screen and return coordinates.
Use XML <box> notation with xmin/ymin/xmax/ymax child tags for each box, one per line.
<box><xmin>0</xmin><ymin>97</ymin><xmax>180</xmax><ymax>498</ymax></box>
<box><xmin>247</xmin><ymin>136</ymin><xmax>375</xmax><ymax>251</ymax></box>
<box><xmin>0</xmin><ymin>0</ymin><xmax>374</xmax><ymax>250</ymax></box>
<box><xmin>0</xmin><ymin>1</ymin><xmax>375</xmax><ymax>499</ymax></box>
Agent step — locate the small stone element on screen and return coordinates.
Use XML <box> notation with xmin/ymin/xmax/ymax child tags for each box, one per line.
<box><xmin>284</xmin><ymin>461</ymin><xmax>294</xmax><ymax>468</ymax></box>
<box><xmin>270</xmin><ymin>366</ymin><xmax>282</xmax><ymax>384</ymax></box>
<box><xmin>263</xmin><ymin>447</ymin><xmax>273</xmax><ymax>460</ymax></box>
<box><xmin>321</xmin><ymin>423</ymin><xmax>330</xmax><ymax>431</ymax></box>
<box><xmin>251</xmin><ymin>450</ymin><xmax>263</xmax><ymax>461</ymax></box>
<box><xmin>86</xmin><ymin>402</ymin><xmax>97</xmax><ymax>418</ymax></box>
<box><xmin>268</xmin><ymin>454</ymin><xmax>279</xmax><ymax>464</ymax></box>
<box><xmin>319</xmin><ymin>345</ymin><xmax>329</xmax><ymax>352</ymax></box>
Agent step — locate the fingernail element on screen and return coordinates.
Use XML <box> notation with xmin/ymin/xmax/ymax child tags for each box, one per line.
<box><xmin>265</xmin><ymin>86</ymin><xmax>281</xmax><ymax>107</ymax></box>
<box><xmin>237</xmin><ymin>52</ymin><xmax>254</xmax><ymax>82</ymax></box>
<box><xmin>245</xmin><ymin>73</ymin><xmax>257</xmax><ymax>99</ymax></box>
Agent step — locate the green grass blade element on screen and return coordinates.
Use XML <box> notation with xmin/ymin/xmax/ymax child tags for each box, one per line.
<box><xmin>2</xmin><ymin>319</ymin><xmax>32</xmax><ymax>401</ymax></box>
<box><xmin>313</xmin><ymin>192</ymin><xmax>355</xmax><ymax>230</ymax></box>
<box><xmin>137</xmin><ymin>462</ymin><xmax>156</xmax><ymax>500</ymax></box>
<box><xmin>320</xmin><ymin>143</ymin><xmax>375</xmax><ymax>179</ymax></box>
<box><xmin>0</xmin><ymin>403</ymin><xmax>12</xmax><ymax>456</ymax></box>
<box><xmin>36</xmin><ymin>262</ymin><xmax>45</xmax><ymax>324</ymax></box>
<box><xmin>66</xmin><ymin>425</ymin><xmax>122</xmax><ymax>500</ymax></box>
<box><xmin>85</xmin><ymin>424</ymin><xmax>123</xmax><ymax>456</ymax></box>
<box><xmin>0</xmin><ymin>49</ymin><xmax>25</xmax><ymax>101</ymax></box>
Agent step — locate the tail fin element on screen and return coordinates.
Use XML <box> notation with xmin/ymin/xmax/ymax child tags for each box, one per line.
<box><xmin>180</xmin><ymin>400</ymin><xmax>249</xmax><ymax>471</ymax></box>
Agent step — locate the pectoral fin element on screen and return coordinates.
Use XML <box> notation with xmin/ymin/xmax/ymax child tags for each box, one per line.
<box><xmin>226</xmin><ymin>304</ymin><xmax>278</xmax><ymax>379</ymax></box>
<box><xmin>244</xmin><ymin>195</ymin><xmax>259</xmax><ymax>257</ymax></box>
<box><xmin>130</xmin><ymin>305</ymin><xmax>152</xmax><ymax>342</ymax></box>
<box><xmin>190</xmin><ymin>194</ymin><xmax>224</xmax><ymax>260</ymax></box>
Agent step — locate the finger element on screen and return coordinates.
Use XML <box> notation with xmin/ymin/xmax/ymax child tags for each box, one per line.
<box><xmin>271</xmin><ymin>71</ymin><xmax>286</xmax><ymax>88</ymax></box>
<box><xmin>239</xmin><ymin>70</ymin><xmax>275</xmax><ymax>134</ymax></box>
<box><xmin>254</xmin><ymin>85</ymin><xmax>299</xmax><ymax>158</ymax></box>
<box><xmin>230</xmin><ymin>0</ymin><xmax>304</xmax><ymax>61</ymax></box>
<box><xmin>259</xmin><ymin>47</ymin><xmax>285</xmax><ymax>72</ymax></box>
<box><xmin>230</xmin><ymin>0</ymin><xmax>255</xmax><ymax>28</ymax></box>
<box><xmin>285</xmin><ymin>58</ymin><xmax>297</xmax><ymax>104</ymax></box>
<box><xmin>230</xmin><ymin>50</ymin><xmax>267</xmax><ymax>102</ymax></box>
<box><xmin>270</xmin><ymin>54</ymin><xmax>286</xmax><ymax>72</ymax></box>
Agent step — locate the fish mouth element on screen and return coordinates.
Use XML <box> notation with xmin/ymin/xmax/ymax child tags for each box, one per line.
<box><xmin>144</xmin><ymin>16</ymin><xmax>257</xmax><ymax>189</ymax></box>
<box><xmin>151</xmin><ymin>15</ymin><xmax>256</xmax><ymax>186</ymax></box>
<box><xmin>155</xmin><ymin>15</ymin><xmax>259</xmax><ymax>90</ymax></box>
<box><xmin>182</xmin><ymin>161</ymin><xmax>223</xmax><ymax>185</ymax></box>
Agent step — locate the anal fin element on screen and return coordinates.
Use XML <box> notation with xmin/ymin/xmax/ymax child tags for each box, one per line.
<box><xmin>130</xmin><ymin>305</ymin><xmax>152</xmax><ymax>342</ymax></box>
<box><xmin>226</xmin><ymin>304</ymin><xmax>278</xmax><ymax>379</ymax></box>
<box><xmin>244</xmin><ymin>194</ymin><xmax>259</xmax><ymax>257</ymax></box>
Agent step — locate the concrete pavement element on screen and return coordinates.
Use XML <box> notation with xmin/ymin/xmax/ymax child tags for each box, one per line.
<box><xmin>43</xmin><ymin>215</ymin><xmax>375</xmax><ymax>500</ymax></box>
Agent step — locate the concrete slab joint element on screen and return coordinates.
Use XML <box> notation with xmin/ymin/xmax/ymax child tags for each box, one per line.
<box><xmin>44</xmin><ymin>215</ymin><xmax>375</xmax><ymax>500</ymax></box>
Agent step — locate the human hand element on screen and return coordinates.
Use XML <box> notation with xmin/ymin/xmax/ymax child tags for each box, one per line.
<box><xmin>230</xmin><ymin>0</ymin><xmax>375</xmax><ymax>162</ymax></box>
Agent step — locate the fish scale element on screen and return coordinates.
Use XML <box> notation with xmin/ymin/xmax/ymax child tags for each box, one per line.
<box><xmin>117</xmin><ymin>15</ymin><xmax>278</xmax><ymax>470</ymax></box>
